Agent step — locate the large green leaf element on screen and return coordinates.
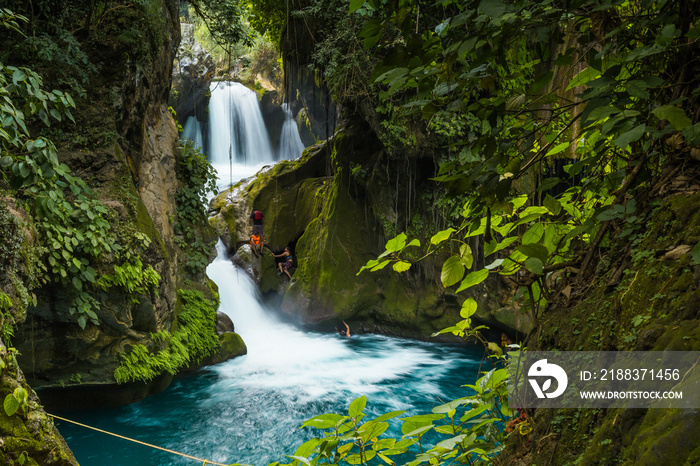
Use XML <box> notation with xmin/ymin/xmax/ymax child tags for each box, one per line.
<box><xmin>349</xmin><ymin>395</ymin><xmax>367</xmax><ymax>418</ymax></box>
<box><xmin>359</xmin><ymin>19</ymin><xmax>383</xmax><ymax>49</ymax></box>
<box><xmin>393</xmin><ymin>261</ymin><xmax>411</xmax><ymax>272</ymax></box>
<box><xmin>460</xmin><ymin>298</ymin><xmax>477</xmax><ymax>318</ymax></box>
<box><xmin>545</xmin><ymin>141</ymin><xmax>571</xmax><ymax>157</ymax></box>
<box><xmin>484</xmin><ymin>236</ymin><xmax>517</xmax><ymax>256</ymax></box>
<box><xmin>566</xmin><ymin>66</ymin><xmax>601</xmax><ymax>91</ymax></box>
<box><xmin>516</xmin><ymin>243</ymin><xmax>549</xmax><ymax>262</ymax></box>
<box><xmin>543</xmin><ymin>194</ymin><xmax>562</xmax><ymax>215</ymax></box>
<box><xmin>522</xmin><ymin>222</ymin><xmax>544</xmax><ymax>244</ymax></box>
<box><xmin>400</xmin><ymin>414</ymin><xmax>443</xmax><ymax>436</ymax></box>
<box><xmin>302</xmin><ymin>413</ymin><xmax>346</xmax><ymax>429</ymax></box>
<box><xmin>614</xmin><ymin>123</ymin><xmax>646</xmax><ymax>149</ymax></box>
<box><xmin>456</xmin><ymin>269</ymin><xmax>489</xmax><ymax>292</ymax></box>
<box><xmin>460</xmin><ymin>243</ymin><xmax>474</xmax><ymax>269</ymax></box>
<box><xmin>3</xmin><ymin>394</ymin><xmax>19</xmax><ymax>416</ymax></box>
<box><xmin>430</xmin><ymin>228</ymin><xmax>455</xmax><ymax>245</ymax></box>
<box><xmin>441</xmin><ymin>256</ymin><xmax>465</xmax><ymax>287</ymax></box>
<box><xmin>386</xmin><ymin>233</ymin><xmax>407</xmax><ymax>252</ymax></box>
<box><xmin>359</xmin><ymin>421</ymin><xmax>389</xmax><ymax>443</ymax></box>
<box><xmin>524</xmin><ymin>257</ymin><xmax>544</xmax><ymax>275</ymax></box>
<box><xmin>374</xmin><ymin>410</ymin><xmax>406</xmax><ymax>422</ymax></box>
<box><xmin>479</xmin><ymin>0</ymin><xmax>508</xmax><ymax>18</ymax></box>
<box><xmin>349</xmin><ymin>0</ymin><xmax>365</xmax><ymax>13</ymax></box>
<box><xmin>652</xmin><ymin>105</ymin><xmax>692</xmax><ymax>131</ymax></box>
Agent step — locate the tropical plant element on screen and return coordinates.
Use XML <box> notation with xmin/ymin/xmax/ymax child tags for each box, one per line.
<box><xmin>355</xmin><ymin>0</ymin><xmax>698</xmax><ymax>329</ymax></box>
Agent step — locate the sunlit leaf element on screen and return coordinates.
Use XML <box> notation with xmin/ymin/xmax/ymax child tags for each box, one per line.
<box><xmin>386</xmin><ymin>233</ymin><xmax>407</xmax><ymax>252</ymax></box>
<box><xmin>393</xmin><ymin>261</ymin><xmax>411</xmax><ymax>272</ymax></box>
<box><xmin>3</xmin><ymin>394</ymin><xmax>19</xmax><ymax>416</ymax></box>
<box><xmin>460</xmin><ymin>298</ymin><xmax>477</xmax><ymax>319</ymax></box>
<box><xmin>349</xmin><ymin>395</ymin><xmax>367</xmax><ymax>418</ymax></box>
<box><xmin>545</xmin><ymin>141</ymin><xmax>571</xmax><ymax>157</ymax></box>
<box><xmin>430</xmin><ymin>228</ymin><xmax>455</xmax><ymax>245</ymax></box>
<box><xmin>441</xmin><ymin>256</ymin><xmax>465</xmax><ymax>287</ymax></box>
<box><xmin>456</xmin><ymin>269</ymin><xmax>489</xmax><ymax>292</ymax></box>
<box><xmin>566</xmin><ymin>66</ymin><xmax>601</xmax><ymax>91</ymax></box>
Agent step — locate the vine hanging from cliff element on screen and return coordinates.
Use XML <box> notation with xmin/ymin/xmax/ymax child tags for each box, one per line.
<box><xmin>0</xmin><ymin>8</ymin><xmax>164</xmax><ymax>329</ymax></box>
<box><xmin>174</xmin><ymin>137</ymin><xmax>219</xmax><ymax>276</ymax></box>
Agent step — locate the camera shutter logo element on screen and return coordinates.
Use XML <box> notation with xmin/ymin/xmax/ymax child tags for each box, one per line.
<box><xmin>528</xmin><ymin>359</ymin><xmax>568</xmax><ymax>399</ymax></box>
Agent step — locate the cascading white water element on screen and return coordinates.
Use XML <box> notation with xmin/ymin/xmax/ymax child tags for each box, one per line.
<box><xmin>207</xmin><ymin>242</ymin><xmax>453</xmax><ymax>399</ymax></box>
<box><xmin>209</xmin><ymin>82</ymin><xmax>274</xmax><ymax>187</ymax></box>
<box><xmin>182</xmin><ymin>116</ymin><xmax>204</xmax><ymax>152</ymax></box>
<box><xmin>58</xmin><ymin>81</ymin><xmax>482</xmax><ymax>466</ymax></box>
<box><xmin>278</xmin><ymin>103</ymin><xmax>306</xmax><ymax>160</ymax></box>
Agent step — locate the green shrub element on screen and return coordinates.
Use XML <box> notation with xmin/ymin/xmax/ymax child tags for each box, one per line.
<box><xmin>113</xmin><ymin>289</ymin><xmax>220</xmax><ymax>383</ymax></box>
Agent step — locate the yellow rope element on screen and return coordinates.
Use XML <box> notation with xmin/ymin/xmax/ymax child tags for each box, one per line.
<box><xmin>49</xmin><ymin>413</ymin><xmax>230</xmax><ymax>466</ymax></box>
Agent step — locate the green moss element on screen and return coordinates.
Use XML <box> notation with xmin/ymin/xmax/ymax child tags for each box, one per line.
<box><xmin>292</xmin><ymin>176</ymin><xmax>380</xmax><ymax>316</ymax></box>
<box><xmin>620</xmin><ymin>409</ymin><xmax>700</xmax><ymax>465</ymax></box>
<box><xmin>134</xmin><ymin>195</ymin><xmax>168</xmax><ymax>258</ymax></box>
<box><xmin>260</xmin><ymin>252</ymin><xmax>281</xmax><ymax>293</ymax></box>
<box><xmin>113</xmin><ymin>289</ymin><xmax>220</xmax><ymax>383</ymax></box>
<box><xmin>0</xmin><ymin>292</ymin><xmax>14</xmax><ymax>343</ymax></box>
<box><xmin>96</xmin><ymin>256</ymin><xmax>160</xmax><ymax>301</ymax></box>
<box><xmin>216</xmin><ymin>332</ymin><xmax>247</xmax><ymax>360</ymax></box>
<box><xmin>518</xmin><ymin>190</ymin><xmax>700</xmax><ymax>465</ymax></box>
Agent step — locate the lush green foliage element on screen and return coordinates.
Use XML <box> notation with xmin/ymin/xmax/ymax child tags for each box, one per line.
<box><xmin>113</xmin><ymin>289</ymin><xmax>220</xmax><ymax>384</ymax></box>
<box><xmin>174</xmin><ymin>138</ymin><xmax>219</xmax><ymax>275</ymax></box>
<box><xmin>279</xmin><ymin>354</ymin><xmax>512</xmax><ymax>466</ymax></box>
<box><xmin>244</xmin><ymin>0</ymin><xmax>699</xmax><ymax>463</ymax></box>
<box><xmin>0</xmin><ymin>9</ymin><xmax>165</xmax><ymax>329</ymax></box>
<box><xmin>355</xmin><ymin>0</ymin><xmax>698</xmax><ymax>326</ymax></box>
<box><xmin>187</xmin><ymin>0</ymin><xmax>253</xmax><ymax>48</ymax></box>
<box><xmin>0</xmin><ymin>292</ymin><xmax>14</xmax><ymax>343</ymax></box>
<box><xmin>96</xmin><ymin>256</ymin><xmax>161</xmax><ymax>302</ymax></box>
<box><xmin>0</xmin><ymin>26</ymin><xmax>110</xmax><ymax>328</ymax></box>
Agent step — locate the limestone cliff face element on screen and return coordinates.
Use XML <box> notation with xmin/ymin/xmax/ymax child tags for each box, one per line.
<box><xmin>209</xmin><ymin>120</ymin><xmax>524</xmax><ymax>339</ymax></box>
<box><xmin>171</xmin><ymin>22</ymin><xmax>215</xmax><ymax>150</ymax></box>
<box><xmin>0</xmin><ymin>0</ymin><xmax>237</xmax><ymax>412</ymax></box>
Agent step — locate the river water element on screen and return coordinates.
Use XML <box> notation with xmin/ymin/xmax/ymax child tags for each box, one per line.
<box><xmin>56</xmin><ymin>81</ymin><xmax>484</xmax><ymax>465</ymax></box>
<box><xmin>58</xmin><ymin>244</ymin><xmax>483</xmax><ymax>465</ymax></box>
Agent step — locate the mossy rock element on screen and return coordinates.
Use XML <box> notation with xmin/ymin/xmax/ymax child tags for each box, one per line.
<box><xmin>0</xmin><ymin>342</ymin><xmax>78</xmax><ymax>465</ymax></box>
<box><xmin>502</xmin><ymin>187</ymin><xmax>700</xmax><ymax>465</ymax></box>
<box><xmin>260</xmin><ymin>251</ymin><xmax>283</xmax><ymax>294</ymax></box>
<box><xmin>281</xmin><ymin>173</ymin><xmax>381</xmax><ymax>322</ymax></box>
<box><xmin>228</xmin><ymin>144</ymin><xmax>329</xmax><ymax>251</ymax></box>
<box><xmin>491</xmin><ymin>306</ymin><xmax>535</xmax><ymax>336</ymax></box>
<box><xmin>207</xmin><ymin>332</ymin><xmax>247</xmax><ymax>365</ymax></box>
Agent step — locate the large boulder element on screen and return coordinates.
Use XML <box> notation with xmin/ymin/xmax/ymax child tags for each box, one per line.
<box><xmin>205</xmin><ymin>332</ymin><xmax>247</xmax><ymax>366</ymax></box>
<box><xmin>210</xmin><ymin>121</ymin><xmax>516</xmax><ymax>339</ymax></box>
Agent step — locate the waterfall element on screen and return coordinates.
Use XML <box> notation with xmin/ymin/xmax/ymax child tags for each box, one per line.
<box><xmin>209</xmin><ymin>81</ymin><xmax>275</xmax><ymax>166</ymax></box>
<box><xmin>278</xmin><ymin>103</ymin><xmax>305</xmax><ymax>160</ymax></box>
<box><xmin>182</xmin><ymin>116</ymin><xmax>204</xmax><ymax>152</ymax></box>
<box><xmin>205</xmin><ymin>240</ymin><xmax>469</xmax><ymax>400</ymax></box>
<box><xmin>57</xmin><ymin>86</ymin><xmax>482</xmax><ymax>466</ymax></box>
<box><xmin>208</xmin><ymin>81</ymin><xmax>309</xmax><ymax>186</ymax></box>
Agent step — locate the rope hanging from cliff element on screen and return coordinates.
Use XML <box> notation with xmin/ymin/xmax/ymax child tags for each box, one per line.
<box><xmin>48</xmin><ymin>413</ymin><xmax>232</xmax><ymax>466</ymax></box>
